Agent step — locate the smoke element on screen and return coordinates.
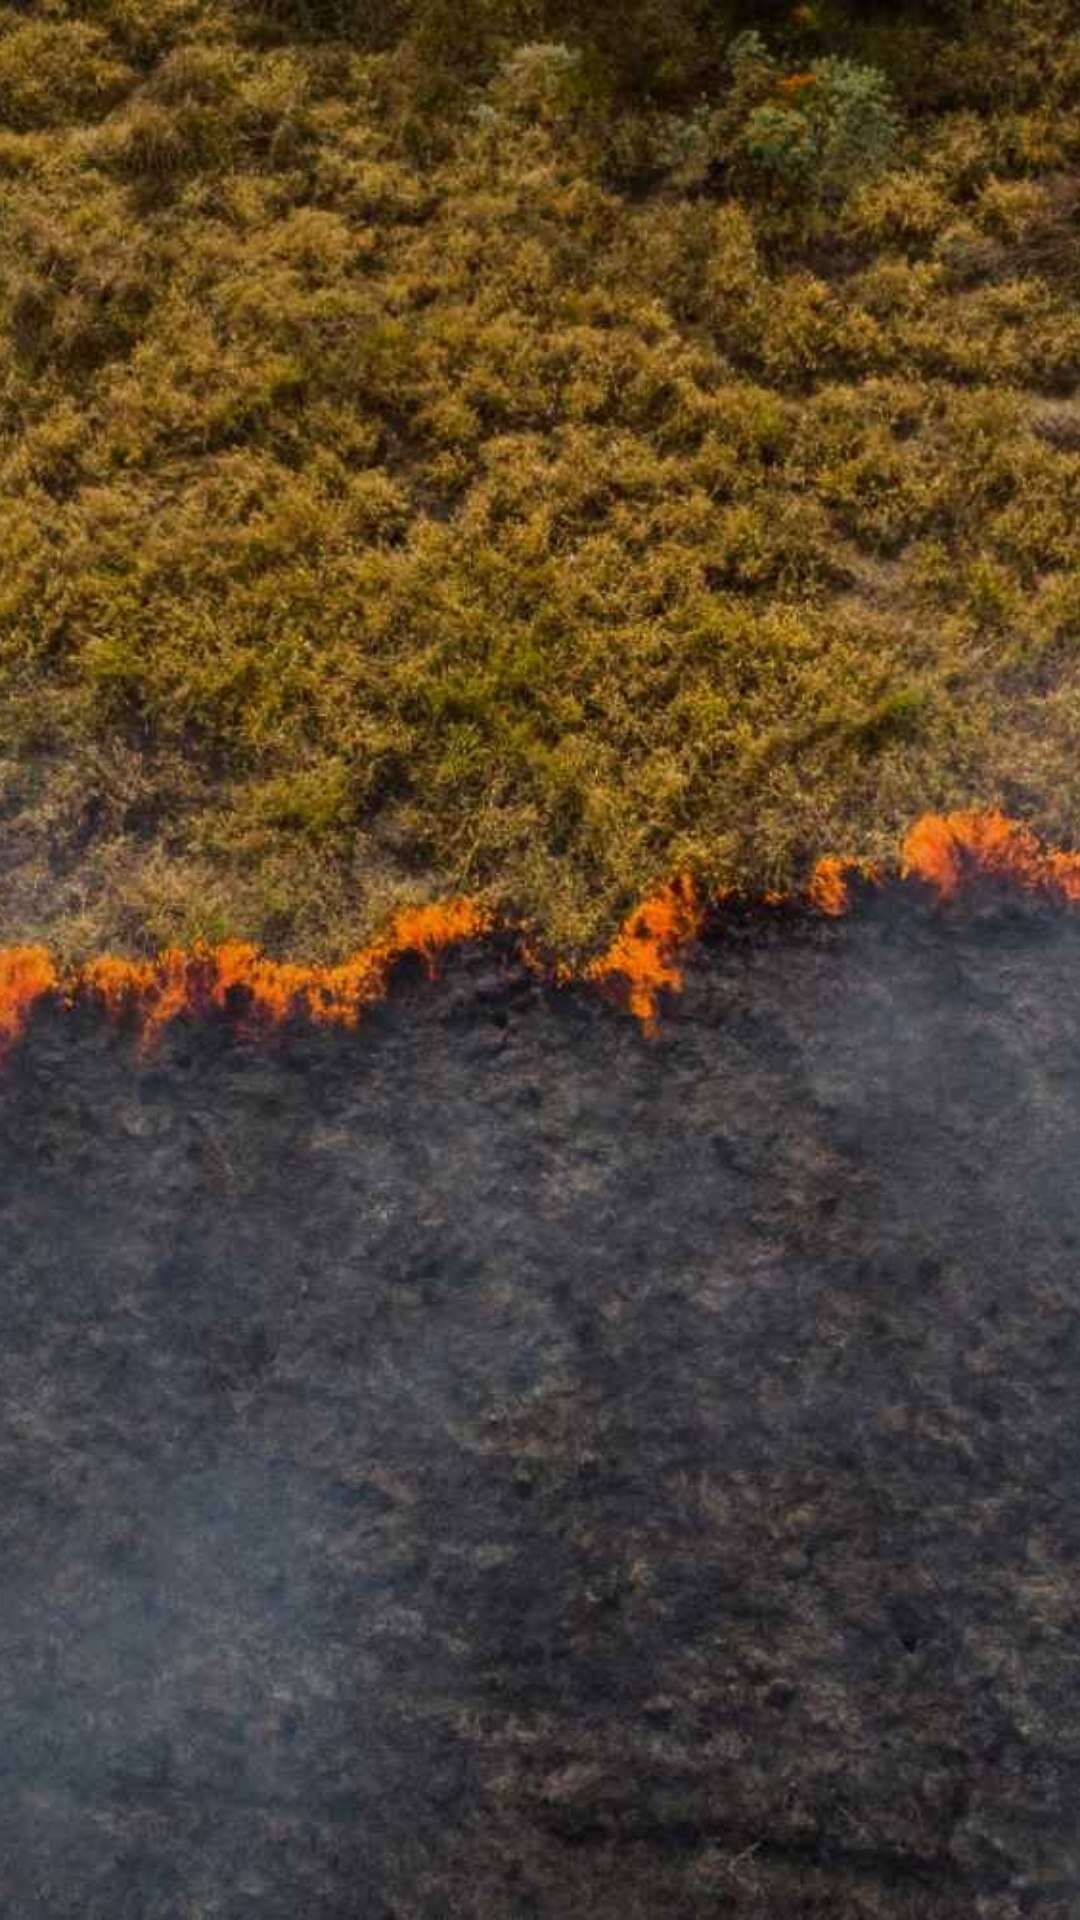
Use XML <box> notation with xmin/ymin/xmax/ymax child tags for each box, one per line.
<box><xmin>3</xmin><ymin>844</ymin><xmax>1080</xmax><ymax>1912</ymax></box>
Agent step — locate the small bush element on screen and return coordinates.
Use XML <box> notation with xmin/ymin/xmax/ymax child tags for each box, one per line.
<box><xmin>963</xmin><ymin>553</ymin><xmax>1022</xmax><ymax>630</ymax></box>
<box><xmin>920</xmin><ymin>108</ymin><xmax>993</xmax><ymax>197</ymax></box>
<box><xmin>931</xmin><ymin>218</ymin><xmax>1005</xmax><ymax>286</ymax></box>
<box><xmin>740</xmin><ymin>52</ymin><xmax>902</xmax><ymax>206</ymax></box>
<box><xmin>753</xmin><ymin>272</ymin><xmax>888</xmax><ymax>384</ymax></box>
<box><xmin>991</xmin><ymin>108</ymin><xmax>1074</xmax><ymax>173</ymax></box>
<box><xmin>842</xmin><ymin>170</ymin><xmax>952</xmax><ymax>248</ymax></box>
<box><xmin>0</xmin><ymin>20</ymin><xmax>133</xmax><ymax>130</ymax></box>
<box><xmin>653</xmin><ymin>34</ymin><xmax>902</xmax><ymax>209</ymax></box>
<box><xmin>974</xmin><ymin>175</ymin><xmax>1052</xmax><ymax>241</ymax></box>
<box><xmin>486</xmin><ymin>41</ymin><xmax>584</xmax><ymax>126</ymax></box>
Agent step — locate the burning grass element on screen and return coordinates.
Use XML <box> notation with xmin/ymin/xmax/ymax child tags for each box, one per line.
<box><xmin>0</xmin><ymin>947</ymin><xmax>58</xmax><ymax>1053</ymax></box>
<box><xmin>6</xmin><ymin>809</ymin><xmax>1080</xmax><ymax>1057</ymax></box>
<box><xmin>581</xmin><ymin>873</ymin><xmax>706</xmax><ymax>1037</ymax></box>
<box><xmin>900</xmin><ymin>807</ymin><xmax>1080</xmax><ymax>902</ymax></box>
<box><xmin>5</xmin><ymin>899</ymin><xmax>494</xmax><ymax>1057</ymax></box>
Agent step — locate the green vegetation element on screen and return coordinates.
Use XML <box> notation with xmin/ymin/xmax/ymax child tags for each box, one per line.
<box><xmin>0</xmin><ymin>0</ymin><xmax>1078</xmax><ymax>959</ymax></box>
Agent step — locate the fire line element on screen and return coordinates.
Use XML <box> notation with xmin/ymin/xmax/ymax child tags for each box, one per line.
<box><xmin>2</xmin><ymin>810</ymin><xmax>1079</xmax><ymax>1056</ymax></box>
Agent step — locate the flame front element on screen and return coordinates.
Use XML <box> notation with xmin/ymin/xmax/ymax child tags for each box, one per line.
<box><xmin>585</xmin><ymin>873</ymin><xmax>704</xmax><ymax>1037</ymax></box>
<box><xmin>0</xmin><ymin>947</ymin><xmax>58</xmax><ymax>1054</ymax></box>
<box><xmin>901</xmin><ymin>810</ymin><xmax>1080</xmax><ymax>902</ymax></box>
<box><xmin>4</xmin><ymin>811</ymin><xmax>1080</xmax><ymax>1057</ymax></box>
<box><xmin>806</xmin><ymin>856</ymin><xmax>851</xmax><ymax>917</ymax></box>
<box><xmin>0</xmin><ymin>899</ymin><xmax>493</xmax><ymax>1057</ymax></box>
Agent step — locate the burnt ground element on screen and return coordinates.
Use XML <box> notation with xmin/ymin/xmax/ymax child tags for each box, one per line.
<box><xmin>2</xmin><ymin>886</ymin><xmax>1080</xmax><ymax>1919</ymax></box>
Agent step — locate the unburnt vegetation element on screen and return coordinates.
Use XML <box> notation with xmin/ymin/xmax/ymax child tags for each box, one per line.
<box><xmin>1</xmin><ymin>0</ymin><xmax>1079</xmax><ymax>958</ymax></box>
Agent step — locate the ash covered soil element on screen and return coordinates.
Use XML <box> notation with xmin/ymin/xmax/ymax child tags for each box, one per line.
<box><xmin>3</xmin><ymin>892</ymin><xmax>1080</xmax><ymax>1919</ymax></box>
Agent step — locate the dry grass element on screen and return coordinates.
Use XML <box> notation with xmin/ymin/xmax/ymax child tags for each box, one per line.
<box><xmin>0</xmin><ymin>0</ymin><xmax>1078</xmax><ymax>959</ymax></box>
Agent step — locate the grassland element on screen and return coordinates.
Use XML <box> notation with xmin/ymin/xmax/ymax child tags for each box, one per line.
<box><xmin>1</xmin><ymin>0</ymin><xmax>1078</xmax><ymax>961</ymax></box>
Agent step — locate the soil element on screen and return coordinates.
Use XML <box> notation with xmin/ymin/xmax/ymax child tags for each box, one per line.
<box><xmin>2</xmin><ymin>885</ymin><xmax>1080</xmax><ymax>1918</ymax></box>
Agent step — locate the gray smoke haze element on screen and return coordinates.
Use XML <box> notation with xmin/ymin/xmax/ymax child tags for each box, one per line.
<box><xmin>2</xmin><ymin>897</ymin><xmax>1080</xmax><ymax>1916</ymax></box>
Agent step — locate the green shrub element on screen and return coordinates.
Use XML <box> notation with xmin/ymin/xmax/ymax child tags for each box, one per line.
<box><xmin>741</xmin><ymin>54</ymin><xmax>902</xmax><ymax>205</ymax></box>
<box><xmin>654</xmin><ymin>32</ymin><xmax>902</xmax><ymax>208</ymax></box>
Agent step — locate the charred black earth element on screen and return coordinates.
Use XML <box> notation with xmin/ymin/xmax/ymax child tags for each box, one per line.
<box><xmin>3</xmin><ymin>889</ymin><xmax>1080</xmax><ymax>1919</ymax></box>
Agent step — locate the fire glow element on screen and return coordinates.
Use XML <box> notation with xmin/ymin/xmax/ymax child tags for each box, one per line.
<box><xmin>3</xmin><ymin>810</ymin><xmax>1080</xmax><ymax>1057</ymax></box>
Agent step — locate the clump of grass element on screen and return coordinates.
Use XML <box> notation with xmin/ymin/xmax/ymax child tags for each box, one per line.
<box><xmin>0</xmin><ymin>17</ymin><xmax>134</xmax><ymax>130</ymax></box>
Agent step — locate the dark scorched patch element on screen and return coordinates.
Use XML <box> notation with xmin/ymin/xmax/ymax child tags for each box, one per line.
<box><xmin>1</xmin><ymin>893</ymin><xmax>1080</xmax><ymax>1917</ymax></box>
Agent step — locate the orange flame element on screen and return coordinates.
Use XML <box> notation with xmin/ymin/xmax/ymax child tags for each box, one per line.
<box><xmin>901</xmin><ymin>809</ymin><xmax>1080</xmax><ymax>903</ymax></box>
<box><xmin>78</xmin><ymin>950</ymin><xmax>192</xmax><ymax>1050</ymax></box>
<box><xmin>807</xmin><ymin>853</ymin><xmax>883</xmax><ymax>917</ymax></box>
<box><xmin>0</xmin><ymin>899</ymin><xmax>494</xmax><ymax>1058</ymax></box>
<box><xmin>5</xmin><ymin>813</ymin><xmax>1080</xmax><ymax>1057</ymax></box>
<box><xmin>585</xmin><ymin>873</ymin><xmax>704</xmax><ymax>1037</ymax></box>
<box><xmin>0</xmin><ymin>947</ymin><xmax>58</xmax><ymax>1055</ymax></box>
